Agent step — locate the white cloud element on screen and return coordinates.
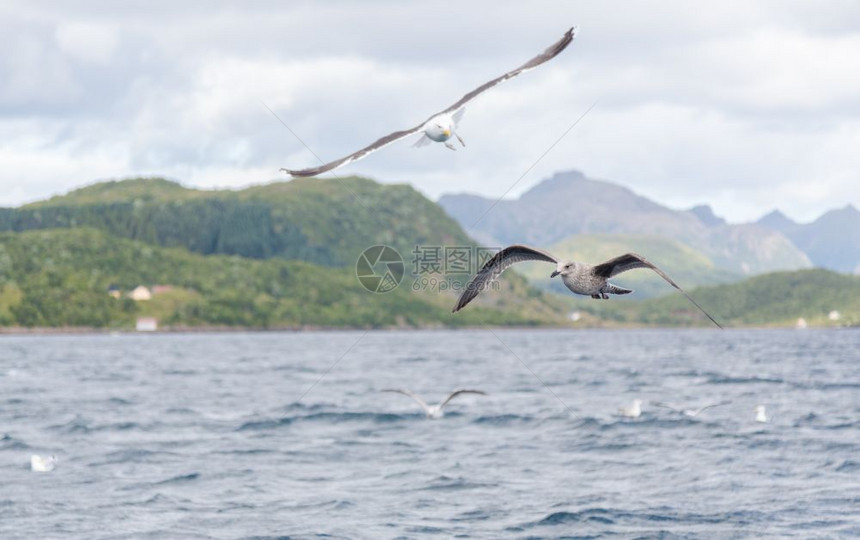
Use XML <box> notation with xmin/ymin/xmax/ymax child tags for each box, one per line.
<box><xmin>55</xmin><ymin>21</ymin><xmax>120</xmax><ymax>65</ymax></box>
<box><xmin>0</xmin><ymin>0</ymin><xmax>858</xmax><ymax>224</ymax></box>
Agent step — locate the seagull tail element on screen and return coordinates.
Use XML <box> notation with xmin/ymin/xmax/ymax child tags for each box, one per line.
<box><xmin>412</xmin><ymin>134</ymin><xmax>433</xmax><ymax>148</ymax></box>
<box><xmin>606</xmin><ymin>283</ymin><xmax>633</xmax><ymax>295</ymax></box>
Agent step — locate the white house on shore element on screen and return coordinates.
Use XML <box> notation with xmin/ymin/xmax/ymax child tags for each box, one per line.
<box><xmin>129</xmin><ymin>286</ymin><xmax>152</xmax><ymax>301</ymax></box>
<box><xmin>135</xmin><ymin>317</ymin><xmax>158</xmax><ymax>332</ymax></box>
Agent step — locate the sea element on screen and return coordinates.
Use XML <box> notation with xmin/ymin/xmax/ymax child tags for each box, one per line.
<box><xmin>1</xmin><ymin>329</ymin><xmax>858</xmax><ymax>538</ymax></box>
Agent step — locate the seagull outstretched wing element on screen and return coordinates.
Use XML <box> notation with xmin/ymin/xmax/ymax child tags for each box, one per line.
<box><xmin>382</xmin><ymin>388</ymin><xmax>431</xmax><ymax>414</ymax></box>
<box><xmin>453</xmin><ymin>244</ymin><xmax>557</xmax><ymax>312</ymax></box>
<box><xmin>592</xmin><ymin>253</ymin><xmax>723</xmax><ymax>329</ymax></box>
<box><xmin>438</xmin><ymin>389</ymin><xmax>487</xmax><ymax>410</ymax></box>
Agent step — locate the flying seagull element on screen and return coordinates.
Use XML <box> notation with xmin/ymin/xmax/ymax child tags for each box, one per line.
<box><xmin>382</xmin><ymin>388</ymin><xmax>487</xmax><ymax>419</ymax></box>
<box><xmin>280</xmin><ymin>27</ymin><xmax>576</xmax><ymax>177</ymax></box>
<box><xmin>618</xmin><ymin>399</ymin><xmax>643</xmax><ymax>418</ymax></box>
<box><xmin>652</xmin><ymin>400</ymin><xmax>732</xmax><ymax>417</ymax></box>
<box><xmin>451</xmin><ymin>245</ymin><xmax>723</xmax><ymax>328</ymax></box>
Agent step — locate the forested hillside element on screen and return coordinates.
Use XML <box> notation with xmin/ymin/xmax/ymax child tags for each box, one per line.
<box><xmin>0</xmin><ymin>228</ymin><xmax>564</xmax><ymax>329</ymax></box>
<box><xmin>2</xmin><ymin>177</ymin><xmax>471</xmax><ymax>267</ymax></box>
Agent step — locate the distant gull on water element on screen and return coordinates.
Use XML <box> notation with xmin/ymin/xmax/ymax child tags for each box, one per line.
<box><xmin>755</xmin><ymin>405</ymin><xmax>769</xmax><ymax>423</ymax></box>
<box><xmin>382</xmin><ymin>388</ymin><xmax>487</xmax><ymax>419</ymax></box>
<box><xmin>30</xmin><ymin>455</ymin><xmax>57</xmax><ymax>472</ymax></box>
<box><xmin>652</xmin><ymin>400</ymin><xmax>732</xmax><ymax>417</ymax></box>
<box><xmin>452</xmin><ymin>245</ymin><xmax>722</xmax><ymax>328</ymax></box>
<box><xmin>280</xmin><ymin>27</ymin><xmax>576</xmax><ymax>177</ymax></box>
<box><xmin>618</xmin><ymin>399</ymin><xmax>643</xmax><ymax>418</ymax></box>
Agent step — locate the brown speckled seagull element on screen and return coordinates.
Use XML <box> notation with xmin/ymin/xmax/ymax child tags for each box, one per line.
<box><xmin>452</xmin><ymin>244</ymin><xmax>722</xmax><ymax>328</ymax></box>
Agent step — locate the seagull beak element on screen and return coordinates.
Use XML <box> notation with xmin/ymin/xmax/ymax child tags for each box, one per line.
<box><xmin>443</xmin><ymin>129</ymin><xmax>451</xmax><ymax>137</ymax></box>
<box><xmin>550</xmin><ymin>270</ymin><xmax>560</xmax><ymax>278</ymax></box>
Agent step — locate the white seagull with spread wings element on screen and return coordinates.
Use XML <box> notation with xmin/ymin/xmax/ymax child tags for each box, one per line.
<box><xmin>452</xmin><ymin>244</ymin><xmax>723</xmax><ymax>328</ymax></box>
<box><xmin>382</xmin><ymin>388</ymin><xmax>487</xmax><ymax>419</ymax></box>
<box><xmin>280</xmin><ymin>27</ymin><xmax>576</xmax><ymax>177</ymax></box>
<box><xmin>652</xmin><ymin>400</ymin><xmax>732</xmax><ymax>417</ymax></box>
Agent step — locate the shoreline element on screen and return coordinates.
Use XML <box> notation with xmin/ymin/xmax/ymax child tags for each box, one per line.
<box><xmin>0</xmin><ymin>323</ymin><xmax>854</xmax><ymax>336</ymax></box>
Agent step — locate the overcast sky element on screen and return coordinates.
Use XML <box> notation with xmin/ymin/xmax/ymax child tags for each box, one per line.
<box><xmin>2</xmin><ymin>1</ymin><xmax>858</xmax><ymax>222</ymax></box>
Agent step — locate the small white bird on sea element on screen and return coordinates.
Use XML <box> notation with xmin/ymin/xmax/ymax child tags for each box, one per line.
<box><xmin>452</xmin><ymin>245</ymin><xmax>722</xmax><ymax>328</ymax></box>
<box><xmin>30</xmin><ymin>455</ymin><xmax>57</xmax><ymax>472</ymax></box>
<box><xmin>280</xmin><ymin>27</ymin><xmax>576</xmax><ymax>177</ymax></box>
<box><xmin>382</xmin><ymin>388</ymin><xmax>487</xmax><ymax>419</ymax></box>
<box><xmin>653</xmin><ymin>400</ymin><xmax>732</xmax><ymax>417</ymax></box>
<box><xmin>618</xmin><ymin>399</ymin><xmax>643</xmax><ymax>418</ymax></box>
<box><xmin>755</xmin><ymin>405</ymin><xmax>768</xmax><ymax>423</ymax></box>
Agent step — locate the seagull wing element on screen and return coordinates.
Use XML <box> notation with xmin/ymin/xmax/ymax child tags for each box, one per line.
<box><xmin>651</xmin><ymin>401</ymin><xmax>682</xmax><ymax>413</ymax></box>
<box><xmin>452</xmin><ymin>107</ymin><xmax>466</xmax><ymax>128</ymax></box>
<box><xmin>592</xmin><ymin>253</ymin><xmax>723</xmax><ymax>329</ymax></box>
<box><xmin>281</xmin><ymin>124</ymin><xmax>425</xmax><ymax>177</ymax></box>
<box><xmin>281</xmin><ymin>27</ymin><xmax>576</xmax><ymax>178</ymax></box>
<box><xmin>439</xmin><ymin>27</ymin><xmax>576</xmax><ymax>117</ymax></box>
<box><xmin>412</xmin><ymin>133</ymin><xmax>434</xmax><ymax>148</ymax></box>
<box><xmin>439</xmin><ymin>389</ymin><xmax>488</xmax><ymax>409</ymax></box>
<box><xmin>453</xmin><ymin>244</ymin><xmax>558</xmax><ymax>312</ymax></box>
<box><xmin>382</xmin><ymin>388</ymin><xmax>430</xmax><ymax>413</ymax></box>
<box><xmin>690</xmin><ymin>400</ymin><xmax>732</xmax><ymax>416</ymax></box>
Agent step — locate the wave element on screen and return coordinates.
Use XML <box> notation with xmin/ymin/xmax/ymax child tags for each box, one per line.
<box><xmin>524</xmin><ymin>507</ymin><xmax>771</xmax><ymax>529</ymax></box>
<box><xmin>236</xmin><ymin>411</ymin><xmax>407</xmax><ymax>431</ymax></box>
<box><xmin>472</xmin><ymin>414</ymin><xmax>536</xmax><ymax>425</ymax></box>
<box><xmin>152</xmin><ymin>472</ymin><xmax>200</xmax><ymax>486</ymax></box>
<box><xmin>48</xmin><ymin>418</ymin><xmax>162</xmax><ymax>434</ymax></box>
<box><xmin>706</xmin><ymin>374</ymin><xmax>785</xmax><ymax>385</ymax></box>
<box><xmin>0</xmin><ymin>433</ymin><xmax>28</xmax><ymax>450</ymax></box>
<box><xmin>420</xmin><ymin>475</ymin><xmax>497</xmax><ymax>491</ymax></box>
<box><xmin>836</xmin><ymin>460</ymin><xmax>860</xmax><ymax>473</ymax></box>
<box><xmin>92</xmin><ymin>448</ymin><xmax>176</xmax><ymax>465</ymax></box>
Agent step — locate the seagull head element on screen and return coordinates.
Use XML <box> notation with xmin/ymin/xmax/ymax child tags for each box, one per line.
<box><xmin>423</xmin><ymin>118</ymin><xmax>454</xmax><ymax>142</ymax></box>
<box><xmin>550</xmin><ymin>261</ymin><xmax>575</xmax><ymax>278</ymax></box>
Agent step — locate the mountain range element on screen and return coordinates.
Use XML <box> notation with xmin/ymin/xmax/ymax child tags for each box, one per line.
<box><xmin>439</xmin><ymin>170</ymin><xmax>820</xmax><ymax>280</ymax></box>
<box><xmin>757</xmin><ymin>206</ymin><xmax>860</xmax><ymax>274</ymax></box>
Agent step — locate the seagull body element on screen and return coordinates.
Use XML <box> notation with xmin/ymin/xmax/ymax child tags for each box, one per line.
<box><xmin>30</xmin><ymin>455</ymin><xmax>57</xmax><ymax>472</ymax></box>
<box><xmin>280</xmin><ymin>27</ymin><xmax>576</xmax><ymax>177</ymax></box>
<box><xmin>618</xmin><ymin>399</ymin><xmax>643</xmax><ymax>418</ymax></box>
<box><xmin>452</xmin><ymin>245</ymin><xmax>722</xmax><ymax>328</ymax></box>
<box><xmin>382</xmin><ymin>388</ymin><xmax>487</xmax><ymax>419</ymax></box>
<box><xmin>755</xmin><ymin>405</ymin><xmax>768</xmax><ymax>423</ymax></box>
<box><xmin>413</xmin><ymin>109</ymin><xmax>466</xmax><ymax>151</ymax></box>
<box><xmin>653</xmin><ymin>400</ymin><xmax>732</xmax><ymax>417</ymax></box>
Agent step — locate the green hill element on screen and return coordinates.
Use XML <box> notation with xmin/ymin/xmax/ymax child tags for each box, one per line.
<box><xmin>580</xmin><ymin>268</ymin><xmax>860</xmax><ymax>327</ymax></box>
<box><xmin>25</xmin><ymin>177</ymin><xmax>210</xmax><ymax>207</ymax></box>
<box><xmin>2</xmin><ymin>176</ymin><xmax>471</xmax><ymax>267</ymax></box>
<box><xmin>0</xmin><ymin>228</ymin><xmax>565</xmax><ymax>329</ymax></box>
<box><xmin>516</xmin><ymin>233</ymin><xmax>739</xmax><ymax>298</ymax></box>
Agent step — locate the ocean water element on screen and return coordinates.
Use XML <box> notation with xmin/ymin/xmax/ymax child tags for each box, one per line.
<box><xmin>1</xmin><ymin>329</ymin><xmax>858</xmax><ymax>538</ymax></box>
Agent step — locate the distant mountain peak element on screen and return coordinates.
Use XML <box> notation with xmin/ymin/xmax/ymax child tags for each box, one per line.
<box><xmin>689</xmin><ymin>205</ymin><xmax>726</xmax><ymax>227</ymax></box>
<box><xmin>757</xmin><ymin>209</ymin><xmax>797</xmax><ymax>232</ymax></box>
<box><xmin>832</xmin><ymin>203</ymin><xmax>859</xmax><ymax>215</ymax></box>
<box><xmin>438</xmin><ymin>169</ymin><xmax>813</xmax><ymax>276</ymax></box>
<box><xmin>520</xmin><ymin>169</ymin><xmax>631</xmax><ymax>201</ymax></box>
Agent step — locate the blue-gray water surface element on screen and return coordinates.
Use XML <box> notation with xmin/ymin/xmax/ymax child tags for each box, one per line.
<box><xmin>1</xmin><ymin>329</ymin><xmax>859</xmax><ymax>538</ymax></box>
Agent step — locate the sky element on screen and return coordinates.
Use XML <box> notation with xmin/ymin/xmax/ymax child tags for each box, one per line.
<box><xmin>2</xmin><ymin>1</ymin><xmax>859</xmax><ymax>223</ymax></box>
